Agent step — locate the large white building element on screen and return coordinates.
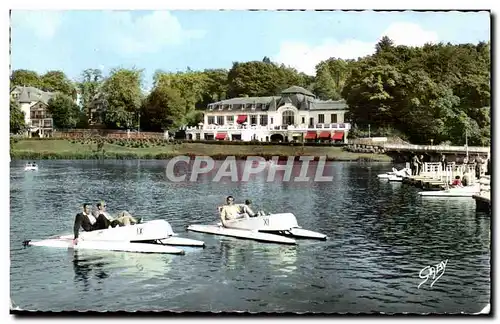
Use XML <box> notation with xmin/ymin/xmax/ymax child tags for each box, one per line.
<box><xmin>10</xmin><ymin>86</ymin><xmax>56</xmax><ymax>137</ymax></box>
<box><xmin>185</xmin><ymin>86</ymin><xmax>351</xmax><ymax>143</ymax></box>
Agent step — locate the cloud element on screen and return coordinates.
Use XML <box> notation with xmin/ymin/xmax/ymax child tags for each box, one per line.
<box><xmin>381</xmin><ymin>22</ymin><xmax>439</xmax><ymax>47</ymax></box>
<box><xmin>103</xmin><ymin>11</ymin><xmax>206</xmax><ymax>55</ymax></box>
<box><xmin>272</xmin><ymin>22</ymin><xmax>439</xmax><ymax>75</ymax></box>
<box><xmin>11</xmin><ymin>11</ymin><xmax>63</xmax><ymax>40</ymax></box>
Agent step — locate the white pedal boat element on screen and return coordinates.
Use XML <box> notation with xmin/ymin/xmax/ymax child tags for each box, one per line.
<box><xmin>378</xmin><ymin>167</ymin><xmax>410</xmax><ymax>179</ymax></box>
<box><xmin>24</xmin><ymin>163</ymin><xmax>38</xmax><ymax>171</ymax></box>
<box><xmin>25</xmin><ymin>220</ymin><xmax>205</xmax><ymax>255</ymax></box>
<box><xmin>419</xmin><ymin>183</ymin><xmax>480</xmax><ymax>197</ymax></box>
<box><xmin>187</xmin><ymin>212</ymin><xmax>327</xmax><ymax>245</ymax></box>
<box><xmin>387</xmin><ymin>174</ymin><xmax>403</xmax><ymax>182</ymax></box>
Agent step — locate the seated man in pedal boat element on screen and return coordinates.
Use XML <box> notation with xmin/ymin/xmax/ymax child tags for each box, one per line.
<box><xmin>73</xmin><ymin>203</ymin><xmax>112</xmax><ymax>244</ymax></box>
<box><xmin>219</xmin><ymin>196</ymin><xmax>248</xmax><ymax>226</ymax></box>
<box><xmin>238</xmin><ymin>199</ymin><xmax>260</xmax><ymax>217</ymax></box>
<box><xmin>93</xmin><ymin>201</ymin><xmax>140</xmax><ymax>226</ymax></box>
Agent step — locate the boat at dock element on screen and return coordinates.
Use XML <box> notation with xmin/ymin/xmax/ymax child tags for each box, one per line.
<box><xmin>187</xmin><ymin>211</ymin><xmax>327</xmax><ymax>245</ymax></box>
<box><xmin>24</xmin><ymin>220</ymin><xmax>205</xmax><ymax>255</ymax></box>
<box><xmin>377</xmin><ymin>167</ymin><xmax>410</xmax><ymax>179</ymax></box>
<box><xmin>419</xmin><ymin>183</ymin><xmax>480</xmax><ymax>197</ymax></box>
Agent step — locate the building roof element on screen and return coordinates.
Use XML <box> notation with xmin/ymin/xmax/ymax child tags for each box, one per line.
<box><xmin>310</xmin><ymin>100</ymin><xmax>347</xmax><ymax>110</ymax></box>
<box><xmin>11</xmin><ymin>86</ymin><xmax>55</xmax><ymax>105</ymax></box>
<box><xmin>205</xmin><ymin>86</ymin><xmax>347</xmax><ymax>112</ymax></box>
<box><xmin>207</xmin><ymin>97</ymin><xmax>347</xmax><ymax>112</ymax></box>
<box><xmin>281</xmin><ymin>86</ymin><xmax>315</xmax><ymax>97</ymax></box>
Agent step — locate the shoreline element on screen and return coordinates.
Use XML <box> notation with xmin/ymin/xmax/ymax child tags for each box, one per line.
<box><xmin>10</xmin><ymin>139</ymin><xmax>393</xmax><ymax>162</ymax></box>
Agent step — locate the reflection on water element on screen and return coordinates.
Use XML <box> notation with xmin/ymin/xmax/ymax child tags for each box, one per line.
<box><xmin>219</xmin><ymin>239</ymin><xmax>298</xmax><ymax>276</ymax></box>
<box><xmin>71</xmin><ymin>250</ymin><xmax>111</xmax><ymax>292</ymax></box>
<box><xmin>71</xmin><ymin>249</ymin><xmax>174</xmax><ymax>287</ymax></box>
<box><xmin>10</xmin><ymin>160</ymin><xmax>491</xmax><ymax>313</ymax></box>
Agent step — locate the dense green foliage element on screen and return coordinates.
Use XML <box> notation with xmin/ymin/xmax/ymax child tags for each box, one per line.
<box><xmin>10</xmin><ymin>39</ymin><xmax>490</xmax><ymax>145</ymax></box>
<box><xmin>11</xmin><ymin>69</ymin><xmax>76</xmax><ymax>99</ymax></box>
<box><xmin>10</xmin><ymin>99</ymin><xmax>26</xmax><ymax>134</ymax></box>
<box><xmin>47</xmin><ymin>94</ymin><xmax>82</xmax><ymax>129</ymax></box>
<box><xmin>343</xmin><ymin>40</ymin><xmax>490</xmax><ymax>145</ymax></box>
<box><xmin>100</xmin><ymin>68</ymin><xmax>144</xmax><ymax>129</ymax></box>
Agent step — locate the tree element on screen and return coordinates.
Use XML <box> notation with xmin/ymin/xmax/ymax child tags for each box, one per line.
<box><xmin>10</xmin><ymin>99</ymin><xmax>26</xmax><ymax>134</ymax></box>
<box><xmin>77</xmin><ymin>68</ymin><xmax>104</xmax><ymax>120</ymax></box>
<box><xmin>142</xmin><ymin>84</ymin><xmax>186</xmax><ymax>131</ymax></box>
<box><xmin>47</xmin><ymin>94</ymin><xmax>81</xmax><ymax>129</ymax></box>
<box><xmin>313</xmin><ymin>58</ymin><xmax>352</xmax><ymax>100</ymax></box>
<box><xmin>375</xmin><ymin>36</ymin><xmax>395</xmax><ymax>54</ymax></box>
<box><xmin>101</xmin><ymin>68</ymin><xmax>144</xmax><ymax>129</ymax></box>
<box><xmin>10</xmin><ymin>69</ymin><xmax>41</xmax><ymax>88</ymax></box>
<box><xmin>40</xmin><ymin>71</ymin><xmax>77</xmax><ymax>99</ymax></box>
<box><xmin>342</xmin><ymin>41</ymin><xmax>490</xmax><ymax>145</ymax></box>
<box><xmin>227</xmin><ymin>61</ymin><xmax>310</xmax><ymax>97</ymax></box>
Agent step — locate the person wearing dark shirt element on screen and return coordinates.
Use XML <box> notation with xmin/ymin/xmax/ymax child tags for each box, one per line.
<box><xmin>73</xmin><ymin>203</ymin><xmax>111</xmax><ymax>245</ymax></box>
<box><xmin>440</xmin><ymin>154</ymin><xmax>447</xmax><ymax>172</ymax></box>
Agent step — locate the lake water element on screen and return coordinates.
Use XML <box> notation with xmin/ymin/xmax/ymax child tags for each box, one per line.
<box><xmin>10</xmin><ymin>160</ymin><xmax>491</xmax><ymax>313</ymax></box>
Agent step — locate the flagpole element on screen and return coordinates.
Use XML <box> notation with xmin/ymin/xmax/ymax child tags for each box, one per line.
<box><xmin>465</xmin><ymin>128</ymin><xmax>469</xmax><ymax>161</ymax></box>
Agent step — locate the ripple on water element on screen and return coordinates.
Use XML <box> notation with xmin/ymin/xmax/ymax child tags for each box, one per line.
<box><xmin>9</xmin><ymin>160</ymin><xmax>491</xmax><ymax>313</ymax></box>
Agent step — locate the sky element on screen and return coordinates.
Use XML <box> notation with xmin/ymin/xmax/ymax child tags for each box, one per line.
<box><xmin>10</xmin><ymin>10</ymin><xmax>491</xmax><ymax>90</ymax></box>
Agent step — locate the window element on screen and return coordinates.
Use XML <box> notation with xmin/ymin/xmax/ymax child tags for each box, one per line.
<box><xmin>227</xmin><ymin>116</ymin><xmax>234</xmax><ymax>123</ymax></box>
<box><xmin>216</xmin><ymin>116</ymin><xmax>224</xmax><ymax>125</ymax></box>
<box><xmin>331</xmin><ymin>114</ymin><xmax>337</xmax><ymax>123</ymax></box>
<box><xmin>207</xmin><ymin>116</ymin><xmax>215</xmax><ymax>124</ymax></box>
<box><xmin>208</xmin><ymin>105</ymin><xmax>213</xmax><ymax>111</ymax></box>
<box><xmin>301</xmin><ymin>117</ymin><xmax>305</xmax><ymax>124</ymax></box>
<box><xmin>228</xmin><ymin>105</ymin><xmax>232</xmax><ymax>110</ymax></box>
<box><xmin>260</xmin><ymin>115</ymin><xmax>268</xmax><ymax>126</ymax></box>
<box><xmin>270</xmin><ymin>117</ymin><xmax>274</xmax><ymax>124</ymax></box>
<box><xmin>318</xmin><ymin>114</ymin><xmax>325</xmax><ymax>123</ymax></box>
<box><xmin>282</xmin><ymin>110</ymin><xmax>295</xmax><ymax>126</ymax></box>
<box><xmin>250</xmin><ymin>115</ymin><xmax>257</xmax><ymax>125</ymax></box>
<box><xmin>218</xmin><ymin>105</ymin><xmax>223</xmax><ymax>110</ymax></box>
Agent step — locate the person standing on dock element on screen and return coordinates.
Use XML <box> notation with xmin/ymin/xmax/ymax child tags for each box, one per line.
<box><xmin>440</xmin><ymin>154</ymin><xmax>447</xmax><ymax>173</ymax></box>
<box><xmin>417</xmin><ymin>155</ymin><xmax>424</xmax><ymax>175</ymax></box>
<box><xmin>411</xmin><ymin>155</ymin><xmax>419</xmax><ymax>176</ymax></box>
<box><xmin>474</xmin><ymin>154</ymin><xmax>483</xmax><ymax>179</ymax></box>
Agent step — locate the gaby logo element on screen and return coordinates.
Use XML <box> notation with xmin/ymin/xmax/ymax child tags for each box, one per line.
<box><xmin>165</xmin><ymin>156</ymin><xmax>334</xmax><ymax>182</ymax></box>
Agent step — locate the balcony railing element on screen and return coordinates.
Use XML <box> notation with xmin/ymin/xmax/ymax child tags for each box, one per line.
<box><xmin>30</xmin><ymin>118</ymin><xmax>53</xmax><ymax>129</ymax></box>
<box><xmin>185</xmin><ymin>123</ymin><xmax>351</xmax><ymax>131</ymax></box>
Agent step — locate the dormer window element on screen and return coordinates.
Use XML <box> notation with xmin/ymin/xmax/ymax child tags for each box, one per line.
<box><xmin>251</xmin><ymin>104</ymin><xmax>256</xmax><ymax>111</ymax></box>
<box><xmin>218</xmin><ymin>105</ymin><xmax>223</xmax><ymax>110</ymax></box>
<box><xmin>208</xmin><ymin>105</ymin><xmax>214</xmax><ymax>111</ymax></box>
<box><xmin>228</xmin><ymin>104</ymin><xmax>232</xmax><ymax>111</ymax></box>
<box><xmin>241</xmin><ymin>104</ymin><xmax>245</xmax><ymax>110</ymax></box>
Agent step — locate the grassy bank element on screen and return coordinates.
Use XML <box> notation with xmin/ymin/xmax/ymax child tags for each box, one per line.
<box><xmin>10</xmin><ymin>139</ymin><xmax>392</xmax><ymax>162</ymax></box>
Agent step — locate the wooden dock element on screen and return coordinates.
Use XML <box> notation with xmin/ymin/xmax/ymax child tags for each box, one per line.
<box><xmin>401</xmin><ymin>162</ymin><xmax>479</xmax><ymax>191</ymax></box>
<box><xmin>402</xmin><ymin>175</ymin><xmax>445</xmax><ymax>190</ymax></box>
<box><xmin>473</xmin><ymin>176</ymin><xmax>491</xmax><ymax>213</ymax></box>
